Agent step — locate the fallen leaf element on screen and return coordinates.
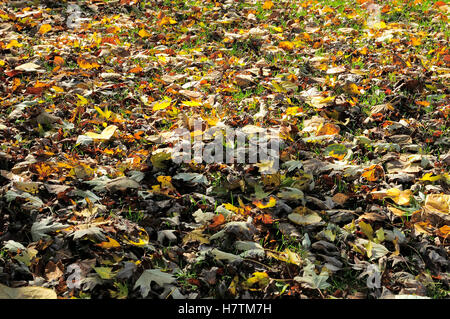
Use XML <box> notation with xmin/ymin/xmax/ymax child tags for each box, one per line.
<box><xmin>262</xmin><ymin>0</ymin><xmax>274</xmax><ymax>10</ymax></box>
<box><xmin>362</xmin><ymin>165</ymin><xmax>385</xmax><ymax>182</ymax></box>
<box><xmin>96</xmin><ymin>236</ymin><xmax>121</xmax><ymax>249</ymax></box>
<box><xmin>253</xmin><ymin>196</ymin><xmax>277</xmax><ymax>209</ymax></box>
<box><xmin>316</xmin><ymin>123</ymin><xmax>340</xmax><ymax>136</ymax></box>
<box><xmin>38</xmin><ymin>24</ymin><xmax>51</xmax><ymax>35</ymax></box>
<box><xmin>209</xmin><ymin>214</ymin><xmax>226</xmax><ymax>228</ymax></box>
<box><xmin>0</xmin><ymin>284</ymin><xmax>57</xmax><ymax>299</ymax></box>
<box><xmin>85</xmin><ymin>125</ymin><xmax>118</xmax><ymax>141</ymax></box>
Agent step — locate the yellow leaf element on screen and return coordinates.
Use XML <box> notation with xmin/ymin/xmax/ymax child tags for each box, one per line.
<box><xmin>267</xmin><ymin>248</ymin><xmax>302</xmax><ymax>265</ymax></box>
<box><xmin>365</xmin><ymin>240</ymin><xmax>373</xmax><ymax>258</ymax></box>
<box><xmin>286</xmin><ymin>106</ymin><xmax>302</xmax><ymax>116</ymax></box>
<box><xmin>77</xmin><ymin>59</ymin><xmax>100</xmax><ymax>69</ymax></box>
<box><xmin>388</xmin><ymin>205</ymin><xmax>408</xmax><ymax>217</ymax></box>
<box><xmin>5</xmin><ymin>39</ymin><xmax>22</xmax><ymax>49</ymax></box>
<box><xmin>272</xmin><ymin>26</ymin><xmax>283</xmax><ymax>33</ymax></box>
<box><xmin>123</xmin><ymin>229</ymin><xmax>149</xmax><ymax>247</ymax></box>
<box><xmin>94</xmin><ymin>106</ymin><xmax>112</xmax><ymax>119</ymax></box>
<box><xmin>362</xmin><ymin>164</ymin><xmax>384</xmax><ymax>182</ymax></box>
<box><xmin>359</xmin><ymin>220</ymin><xmax>374</xmax><ymax>240</ymax></box>
<box><xmin>181</xmin><ymin>100</ymin><xmax>202</xmax><ymax>107</ymax></box>
<box><xmin>262</xmin><ymin>0</ymin><xmax>274</xmax><ymax>10</ymax></box>
<box><xmin>423</xmin><ymin>194</ymin><xmax>450</xmax><ymax>215</ymax></box>
<box><xmin>152</xmin><ymin>97</ymin><xmax>172</xmax><ymax>111</ymax></box>
<box><xmin>85</xmin><ymin>125</ymin><xmax>118</xmax><ymax>141</ymax></box>
<box><xmin>96</xmin><ymin>236</ymin><xmax>121</xmax><ymax>249</ymax></box>
<box><xmin>228</xmin><ymin>275</ymin><xmax>239</xmax><ymax>296</ymax></box>
<box><xmin>223</xmin><ymin>203</ymin><xmax>246</xmax><ymax>215</ymax></box>
<box><xmin>271</xmin><ymin>81</ymin><xmax>286</xmax><ymax>93</ymax></box>
<box><xmin>245</xmin><ymin>272</ymin><xmax>270</xmax><ymax>289</ymax></box>
<box><xmin>279</xmin><ymin>41</ymin><xmax>294</xmax><ymax>51</ymax></box>
<box><xmin>138</xmin><ymin>28</ymin><xmax>151</xmax><ymax>38</ymax></box>
<box><xmin>410</xmin><ymin>37</ymin><xmax>421</xmax><ymax>46</ymax></box>
<box><xmin>342</xmin><ymin>82</ymin><xmax>361</xmax><ymax>95</ymax></box>
<box><xmin>414</xmin><ymin>222</ymin><xmax>433</xmax><ymax>235</ymax></box>
<box><xmin>51</xmin><ymin>86</ymin><xmax>64</xmax><ymax>93</ymax></box>
<box><xmin>420</xmin><ymin>173</ymin><xmax>441</xmax><ymax>182</ymax></box>
<box><xmin>371</xmin><ymin>21</ymin><xmax>387</xmax><ymax>30</ymax></box>
<box><xmin>159</xmin><ymin>16</ymin><xmax>177</xmax><ymax>25</ymax></box>
<box><xmin>76</xmin><ymin>94</ymin><xmax>89</xmax><ymax>106</ymax></box>
<box><xmin>38</xmin><ymin>24</ymin><xmax>52</xmax><ymax>35</ymax></box>
<box><xmin>316</xmin><ymin>122</ymin><xmax>340</xmax><ymax>136</ymax></box>
<box><xmin>157</xmin><ymin>175</ymin><xmax>175</xmax><ymax>189</ymax></box>
<box><xmin>253</xmin><ymin>196</ymin><xmax>277</xmax><ymax>209</ymax></box>
<box><xmin>308</xmin><ymin>96</ymin><xmax>335</xmax><ymax>109</ymax></box>
<box><xmin>385</xmin><ymin>188</ymin><xmax>412</xmax><ymax>206</ymax></box>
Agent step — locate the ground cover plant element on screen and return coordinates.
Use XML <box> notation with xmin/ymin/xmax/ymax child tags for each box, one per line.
<box><xmin>0</xmin><ymin>0</ymin><xmax>448</xmax><ymax>299</ymax></box>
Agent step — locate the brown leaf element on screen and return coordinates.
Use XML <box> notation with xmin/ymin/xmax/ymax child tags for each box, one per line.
<box><xmin>45</xmin><ymin>260</ymin><xmax>64</xmax><ymax>281</ymax></box>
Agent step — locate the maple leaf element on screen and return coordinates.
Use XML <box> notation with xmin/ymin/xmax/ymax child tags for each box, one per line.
<box><xmin>134</xmin><ymin>269</ymin><xmax>176</xmax><ymax>298</ymax></box>
<box><xmin>31</xmin><ymin>217</ymin><xmax>68</xmax><ymax>241</ymax></box>
<box><xmin>294</xmin><ymin>262</ymin><xmax>331</xmax><ymax>290</ymax></box>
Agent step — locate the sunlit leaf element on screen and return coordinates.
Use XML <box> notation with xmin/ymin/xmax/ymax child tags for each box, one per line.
<box><xmin>38</xmin><ymin>24</ymin><xmax>52</xmax><ymax>35</ymax></box>
<box><xmin>85</xmin><ymin>125</ymin><xmax>118</xmax><ymax>141</ymax></box>
<box><xmin>362</xmin><ymin>165</ymin><xmax>385</xmax><ymax>182</ymax></box>
<box><xmin>262</xmin><ymin>0</ymin><xmax>274</xmax><ymax>10</ymax></box>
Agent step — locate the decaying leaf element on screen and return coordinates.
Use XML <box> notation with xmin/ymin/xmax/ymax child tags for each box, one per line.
<box><xmin>0</xmin><ymin>284</ymin><xmax>57</xmax><ymax>299</ymax></box>
<box><xmin>134</xmin><ymin>269</ymin><xmax>176</xmax><ymax>298</ymax></box>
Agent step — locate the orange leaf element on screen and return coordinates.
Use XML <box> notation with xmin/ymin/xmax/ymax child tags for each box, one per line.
<box><xmin>279</xmin><ymin>41</ymin><xmax>294</xmax><ymax>51</ymax></box>
<box><xmin>53</xmin><ymin>56</ymin><xmax>64</xmax><ymax>66</ymax></box>
<box><xmin>253</xmin><ymin>196</ymin><xmax>277</xmax><ymax>209</ymax></box>
<box><xmin>255</xmin><ymin>213</ymin><xmax>274</xmax><ymax>224</ymax></box>
<box><xmin>316</xmin><ymin>123</ymin><xmax>340</xmax><ymax>136</ymax></box>
<box><xmin>437</xmin><ymin>225</ymin><xmax>450</xmax><ymax>238</ymax></box>
<box><xmin>128</xmin><ymin>66</ymin><xmax>143</xmax><ymax>74</ymax></box>
<box><xmin>96</xmin><ymin>236</ymin><xmax>121</xmax><ymax>249</ymax></box>
<box><xmin>77</xmin><ymin>58</ymin><xmax>100</xmax><ymax>69</ymax></box>
<box><xmin>38</xmin><ymin>24</ymin><xmax>51</xmax><ymax>35</ymax></box>
<box><xmin>262</xmin><ymin>0</ymin><xmax>274</xmax><ymax>10</ymax></box>
<box><xmin>362</xmin><ymin>164</ymin><xmax>385</xmax><ymax>182</ymax></box>
<box><xmin>138</xmin><ymin>28</ymin><xmax>151</xmax><ymax>38</ymax></box>
<box><xmin>416</xmin><ymin>100</ymin><xmax>430</xmax><ymax>107</ymax></box>
<box><xmin>209</xmin><ymin>214</ymin><xmax>225</xmax><ymax>229</ymax></box>
<box><xmin>410</xmin><ymin>37</ymin><xmax>421</xmax><ymax>46</ymax></box>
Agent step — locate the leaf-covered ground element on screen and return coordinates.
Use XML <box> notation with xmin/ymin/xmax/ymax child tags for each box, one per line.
<box><xmin>0</xmin><ymin>0</ymin><xmax>449</xmax><ymax>299</ymax></box>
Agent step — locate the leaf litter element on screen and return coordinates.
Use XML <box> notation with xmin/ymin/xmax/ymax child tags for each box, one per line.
<box><xmin>0</xmin><ymin>0</ymin><xmax>448</xmax><ymax>299</ymax></box>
